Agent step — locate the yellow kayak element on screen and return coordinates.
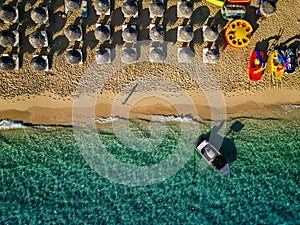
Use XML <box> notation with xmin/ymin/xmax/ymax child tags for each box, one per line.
<box><xmin>271</xmin><ymin>50</ymin><xmax>286</xmax><ymax>80</ymax></box>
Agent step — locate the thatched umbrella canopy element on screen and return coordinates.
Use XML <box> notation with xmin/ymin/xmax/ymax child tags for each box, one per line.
<box><xmin>31</xmin><ymin>7</ymin><xmax>47</xmax><ymax>24</ymax></box>
<box><xmin>96</xmin><ymin>49</ymin><xmax>110</xmax><ymax>64</ymax></box>
<box><xmin>94</xmin><ymin>25</ymin><xmax>110</xmax><ymax>41</ymax></box>
<box><xmin>149</xmin><ymin>0</ymin><xmax>165</xmax><ymax>17</ymax></box>
<box><xmin>30</xmin><ymin>56</ymin><xmax>47</xmax><ymax>71</ymax></box>
<box><xmin>64</xmin><ymin>25</ymin><xmax>82</xmax><ymax>41</ymax></box>
<box><xmin>203</xmin><ymin>25</ymin><xmax>219</xmax><ymax>42</ymax></box>
<box><xmin>261</xmin><ymin>1</ymin><xmax>276</xmax><ymax>16</ymax></box>
<box><xmin>150</xmin><ymin>48</ymin><xmax>164</xmax><ymax>62</ymax></box>
<box><xmin>0</xmin><ymin>56</ymin><xmax>15</xmax><ymax>71</ymax></box>
<box><xmin>0</xmin><ymin>30</ymin><xmax>16</xmax><ymax>47</ymax></box>
<box><xmin>179</xmin><ymin>26</ymin><xmax>194</xmax><ymax>42</ymax></box>
<box><xmin>65</xmin><ymin>0</ymin><xmax>81</xmax><ymax>12</ymax></box>
<box><xmin>122</xmin><ymin>0</ymin><xmax>138</xmax><ymax>17</ymax></box>
<box><xmin>94</xmin><ymin>0</ymin><xmax>110</xmax><ymax>14</ymax></box>
<box><xmin>149</xmin><ymin>26</ymin><xmax>164</xmax><ymax>41</ymax></box>
<box><xmin>206</xmin><ymin>48</ymin><xmax>220</xmax><ymax>63</ymax></box>
<box><xmin>66</xmin><ymin>49</ymin><xmax>82</xmax><ymax>64</ymax></box>
<box><xmin>29</xmin><ymin>31</ymin><xmax>46</xmax><ymax>48</ymax></box>
<box><xmin>178</xmin><ymin>1</ymin><xmax>193</xmax><ymax>18</ymax></box>
<box><xmin>178</xmin><ymin>47</ymin><xmax>194</xmax><ymax>62</ymax></box>
<box><xmin>122</xmin><ymin>26</ymin><xmax>137</xmax><ymax>42</ymax></box>
<box><xmin>122</xmin><ymin>48</ymin><xmax>137</xmax><ymax>63</ymax></box>
<box><xmin>0</xmin><ymin>5</ymin><xmax>17</xmax><ymax>23</ymax></box>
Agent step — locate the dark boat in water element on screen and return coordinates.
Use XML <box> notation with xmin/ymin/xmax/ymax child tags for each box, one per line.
<box><xmin>194</xmin><ymin>138</ymin><xmax>230</xmax><ymax>176</ymax></box>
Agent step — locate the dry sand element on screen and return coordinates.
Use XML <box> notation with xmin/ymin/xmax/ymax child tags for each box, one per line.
<box><xmin>0</xmin><ymin>0</ymin><xmax>300</xmax><ymax>125</ymax></box>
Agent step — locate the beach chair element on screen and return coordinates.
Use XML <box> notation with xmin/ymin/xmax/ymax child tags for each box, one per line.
<box><xmin>13</xmin><ymin>6</ymin><xmax>19</xmax><ymax>24</ymax></box>
<box><xmin>206</xmin><ymin>0</ymin><xmax>225</xmax><ymax>7</ymax></box>
<box><xmin>41</xmin><ymin>31</ymin><xmax>49</xmax><ymax>47</ymax></box>
<box><xmin>12</xmin><ymin>30</ymin><xmax>19</xmax><ymax>47</ymax></box>
<box><xmin>82</xmin><ymin>1</ymin><xmax>88</xmax><ymax>18</ymax></box>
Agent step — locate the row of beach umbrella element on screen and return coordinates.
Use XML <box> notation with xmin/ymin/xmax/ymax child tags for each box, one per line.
<box><xmin>0</xmin><ymin>4</ymin><xmax>49</xmax><ymax>24</ymax></box>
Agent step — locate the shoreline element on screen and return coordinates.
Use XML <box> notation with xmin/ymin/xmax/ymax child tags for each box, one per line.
<box><xmin>0</xmin><ymin>89</ymin><xmax>300</xmax><ymax>125</ymax></box>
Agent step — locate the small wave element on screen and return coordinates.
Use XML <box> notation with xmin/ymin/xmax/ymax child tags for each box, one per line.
<box><xmin>95</xmin><ymin>116</ymin><xmax>120</xmax><ymax>123</ymax></box>
<box><xmin>150</xmin><ymin>115</ymin><xmax>197</xmax><ymax>123</ymax></box>
<box><xmin>281</xmin><ymin>104</ymin><xmax>300</xmax><ymax>115</ymax></box>
<box><xmin>33</xmin><ymin>125</ymin><xmax>52</xmax><ymax>130</ymax></box>
<box><xmin>0</xmin><ymin>119</ymin><xmax>26</xmax><ymax>130</ymax></box>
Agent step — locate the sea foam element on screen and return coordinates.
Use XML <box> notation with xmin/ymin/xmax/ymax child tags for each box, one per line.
<box><xmin>0</xmin><ymin>119</ymin><xmax>26</xmax><ymax>130</ymax></box>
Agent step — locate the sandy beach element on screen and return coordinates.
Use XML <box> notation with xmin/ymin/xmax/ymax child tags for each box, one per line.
<box><xmin>0</xmin><ymin>0</ymin><xmax>300</xmax><ymax>125</ymax></box>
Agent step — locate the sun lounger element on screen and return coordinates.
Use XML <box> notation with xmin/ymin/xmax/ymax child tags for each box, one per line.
<box><xmin>13</xmin><ymin>6</ymin><xmax>19</xmax><ymax>24</ymax></box>
<box><xmin>12</xmin><ymin>30</ymin><xmax>19</xmax><ymax>47</ymax></box>
<box><xmin>43</xmin><ymin>7</ymin><xmax>50</xmax><ymax>23</ymax></box>
<box><xmin>82</xmin><ymin>1</ymin><xmax>88</xmax><ymax>18</ymax></box>
<box><xmin>41</xmin><ymin>31</ymin><xmax>49</xmax><ymax>47</ymax></box>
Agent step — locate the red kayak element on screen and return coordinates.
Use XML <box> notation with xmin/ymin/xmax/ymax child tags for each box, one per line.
<box><xmin>248</xmin><ymin>50</ymin><xmax>265</xmax><ymax>81</ymax></box>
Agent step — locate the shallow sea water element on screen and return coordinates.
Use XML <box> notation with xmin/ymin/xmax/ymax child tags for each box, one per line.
<box><xmin>0</xmin><ymin>116</ymin><xmax>299</xmax><ymax>224</ymax></box>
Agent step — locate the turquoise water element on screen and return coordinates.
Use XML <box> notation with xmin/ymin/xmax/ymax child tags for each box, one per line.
<box><xmin>0</xmin><ymin>117</ymin><xmax>299</xmax><ymax>224</ymax></box>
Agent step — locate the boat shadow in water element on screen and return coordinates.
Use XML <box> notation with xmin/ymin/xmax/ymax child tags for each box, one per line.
<box><xmin>199</xmin><ymin>120</ymin><xmax>244</xmax><ymax>163</ymax></box>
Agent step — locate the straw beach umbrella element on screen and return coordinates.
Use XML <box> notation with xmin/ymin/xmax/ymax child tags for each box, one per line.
<box><xmin>150</xmin><ymin>48</ymin><xmax>164</xmax><ymax>62</ymax></box>
<box><xmin>178</xmin><ymin>26</ymin><xmax>194</xmax><ymax>42</ymax></box>
<box><xmin>203</xmin><ymin>25</ymin><xmax>219</xmax><ymax>42</ymax></box>
<box><xmin>122</xmin><ymin>26</ymin><xmax>137</xmax><ymax>42</ymax></box>
<box><xmin>29</xmin><ymin>31</ymin><xmax>46</xmax><ymax>48</ymax></box>
<box><xmin>122</xmin><ymin>0</ymin><xmax>138</xmax><ymax>17</ymax></box>
<box><xmin>30</xmin><ymin>56</ymin><xmax>47</xmax><ymax>71</ymax></box>
<box><xmin>94</xmin><ymin>25</ymin><xmax>110</xmax><ymax>41</ymax></box>
<box><xmin>31</xmin><ymin>7</ymin><xmax>47</xmax><ymax>24</ymax></box>
<box><xmin>65</xmin><ymin>0</ymin><xmax>81</xmax><ymax>12</ymax></box>
<box><xmin>64</xmin><ymin>25</ymin><xmax>82</xmax><ymax>41</ymax></box>
<box><xmin>0</xmin><ymin>55</ymin><xmax>15</xmax><ymax>71</ymax></box>
<box><xmin>122</xmin><ymin>48</ymin><xmax>137</xmax><ymax>63</ymax></box>
<box><xmin>178</xmin><ymin>1</ymin><xmax>193</xmax><ymax>18</ymax></box>
<box><xmin>96</xmin><ymin>49</ymin><xmax>110</xmax><ymax>64</ymax></box>
<box><xmin>0</xmin><ymin>30</ymin><xmax>16</xmax><ymax>47</ymax></box>
<box><xmin>66</xmin><ymin>49</ymin><xmax>82</xmax><ymax>64</ymax></box>
<box><xmin>178</xmin><ymin>47</ymin><xmax>194</xmax><ymax>62</ymax></box>
<box><xmin>150</xmin><ymin>0</ymin><xmax>165</xmax><ymax>17</ymax></box>
<box><xmin>94</xmin><ymin>0</ymin><xmax>110</xmax><ymax>14</ymax></box>
<box><xmin>149</xmin><ymin>26</ymin><xmax>165</xmax><ymax>41</ymax></box>
<box><xmin>0</xmin><ymin>5</ymin><xmax>17</xmax><ymax>23</ymax></box>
